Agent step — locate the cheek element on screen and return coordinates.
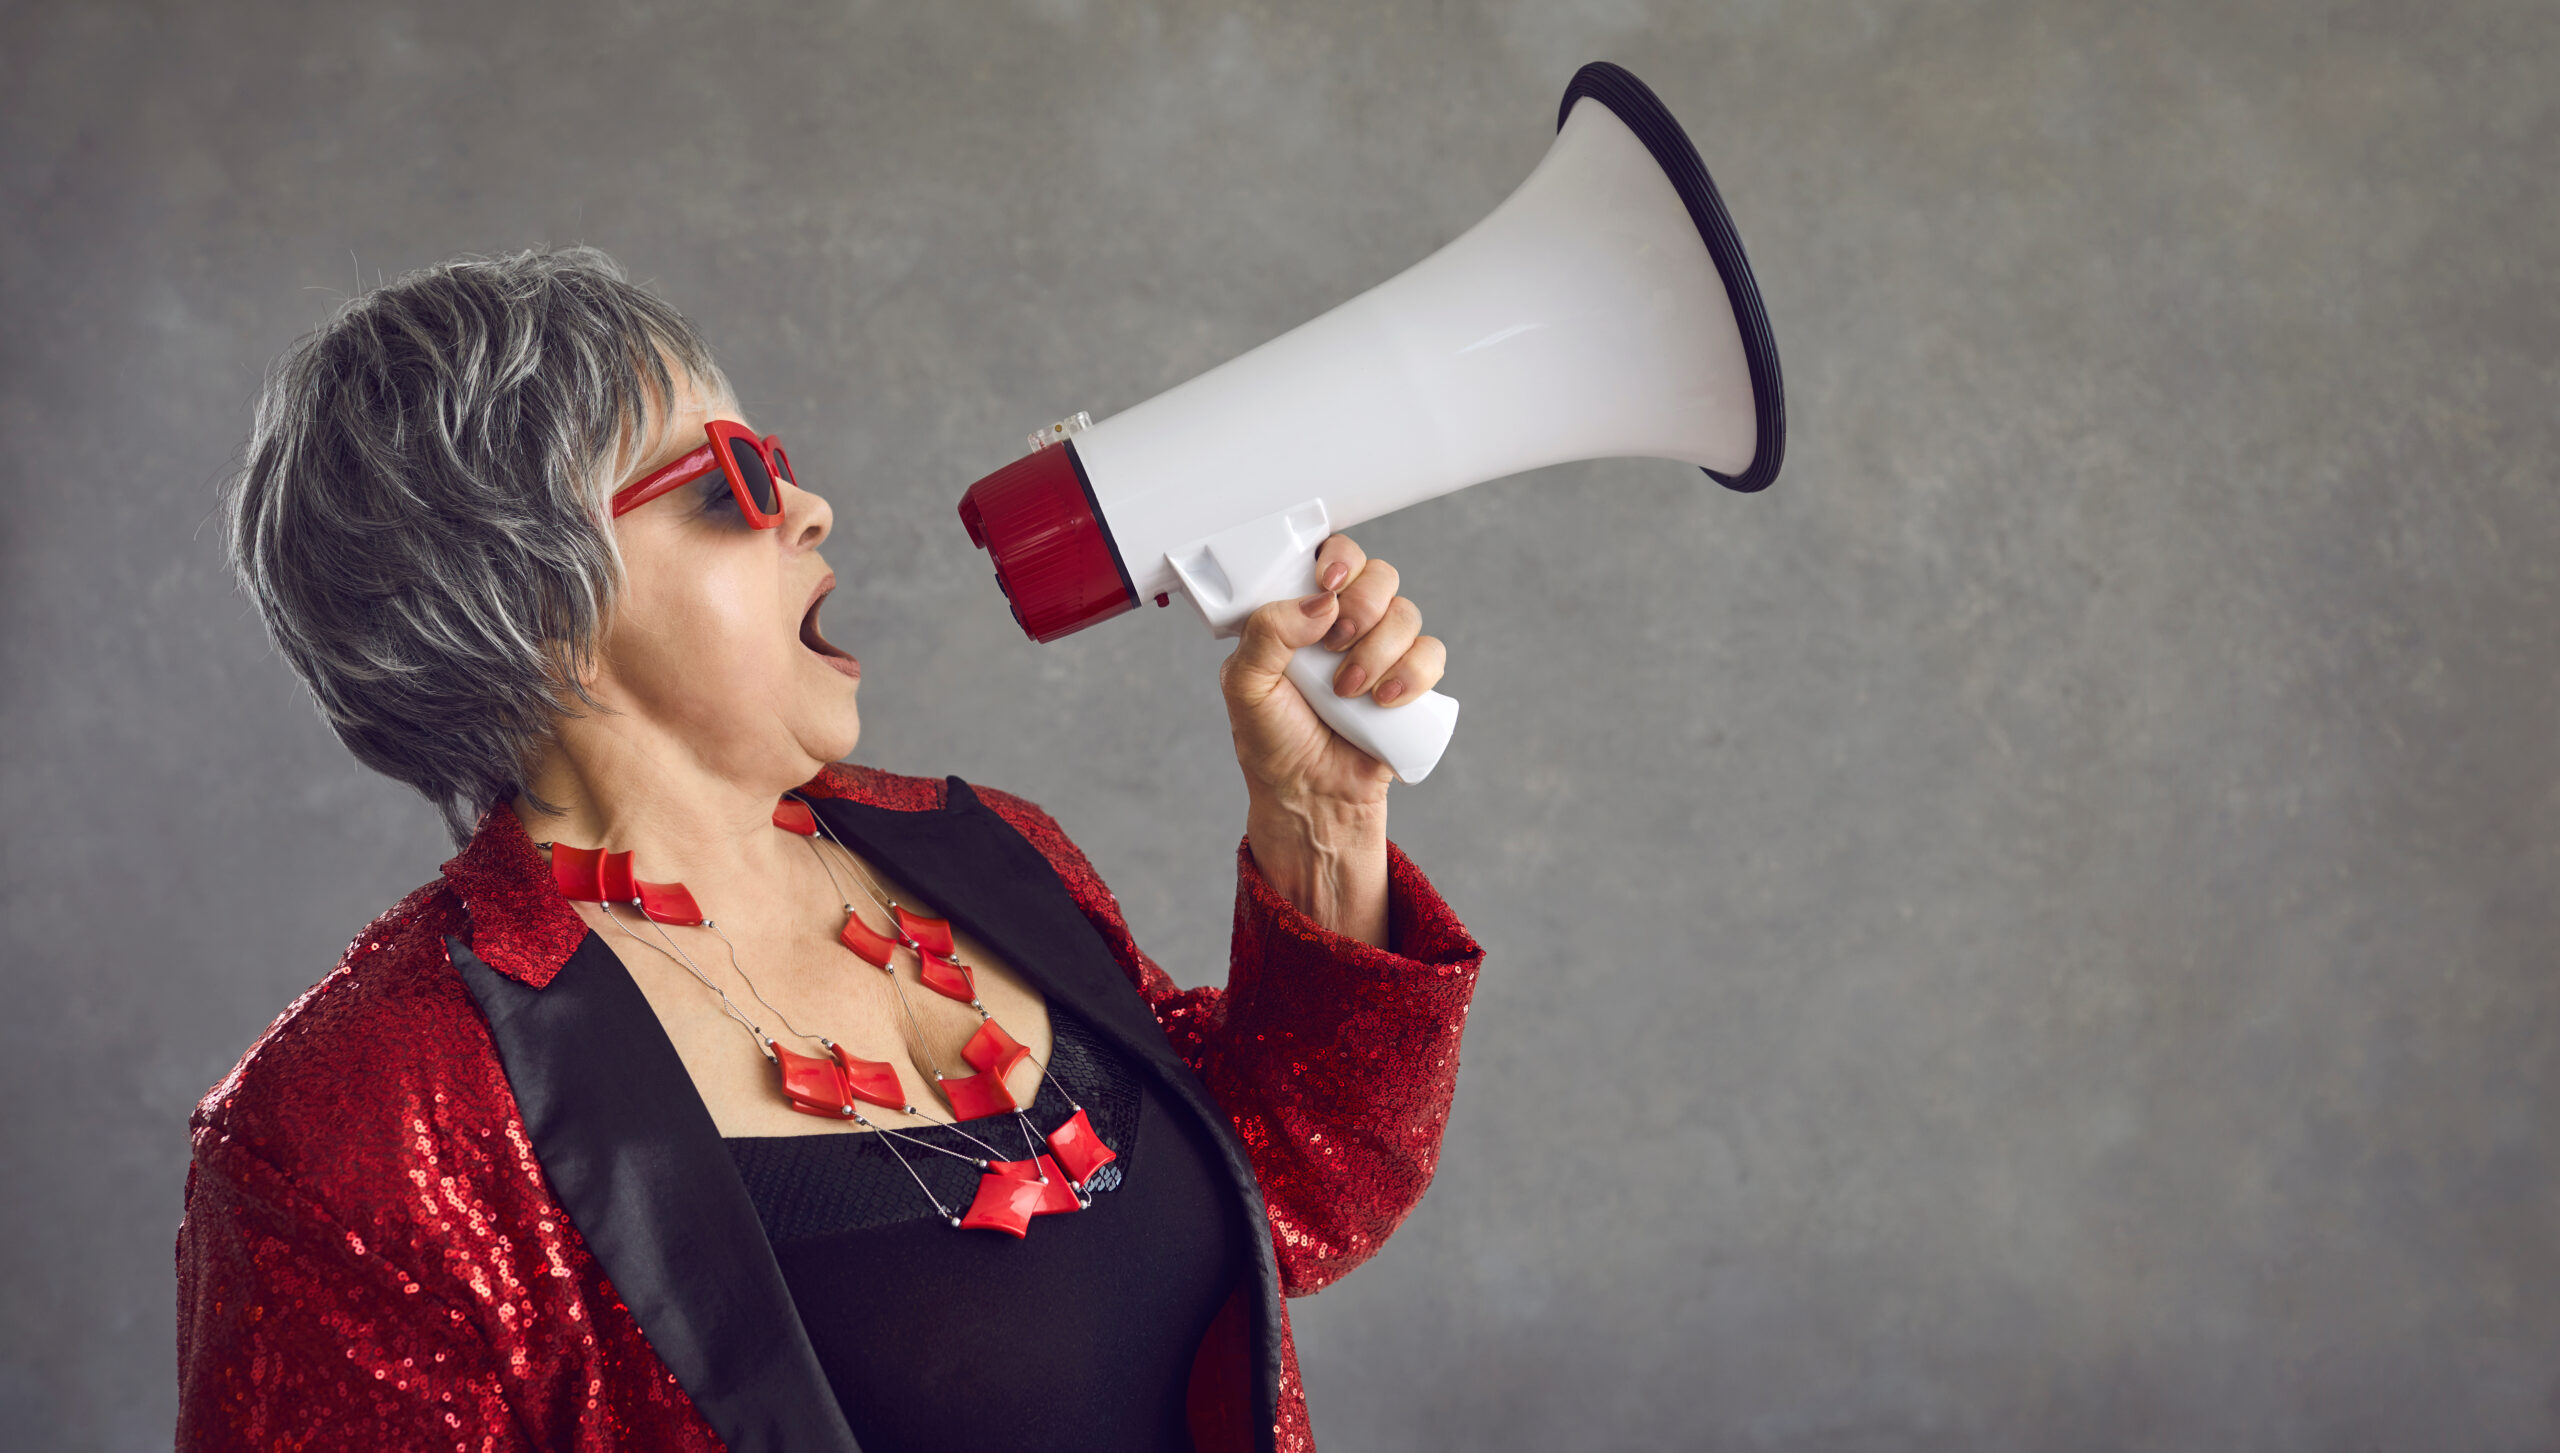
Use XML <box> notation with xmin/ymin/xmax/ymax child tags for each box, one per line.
<box><xmin>609</xmin><ymin>552</ymin><xmax>789</xmax><ymax>710</ymax></box>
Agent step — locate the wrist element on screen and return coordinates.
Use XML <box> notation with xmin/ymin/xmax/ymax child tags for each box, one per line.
<box><xmin>1246</xmin><ymin>777</ymin><xmax>1387</xmax><ymax>840</ymax></box>
<box><xmin>1244</xmin><ymin>786</ymin><xmax>1390</xmax><ymax>947</ymax></box>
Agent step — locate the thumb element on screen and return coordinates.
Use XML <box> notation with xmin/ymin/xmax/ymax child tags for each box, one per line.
<box><xmin>1225</xmin><ymin>589</ymin><xmax>1340</xmax><ymax>705</ymax></box>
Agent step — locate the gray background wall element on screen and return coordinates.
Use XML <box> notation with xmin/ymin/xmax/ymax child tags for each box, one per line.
<box><xmin>4</xmin><ymin>1</ymin><xmax>2554</xmax><ymax>1448</ymax></box>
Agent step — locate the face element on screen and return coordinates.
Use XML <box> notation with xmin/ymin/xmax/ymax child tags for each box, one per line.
<box><xmin>583</xmin><ymin>369</ymin><xmax>862</xmax><ymax>786</ymax></box>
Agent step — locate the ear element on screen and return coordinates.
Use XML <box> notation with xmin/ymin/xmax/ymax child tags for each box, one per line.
<box><xmin>570</xmin><ymin>639</ymin><xmax>604</xmax><ymax>693</ymax></box>
<box><xmin>547</xmin><ymin>628</ymin><xmax>610</xmax><ymax>711</ymax></box>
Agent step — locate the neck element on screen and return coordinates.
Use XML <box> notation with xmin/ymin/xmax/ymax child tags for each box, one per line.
<box><xmin>513</xmin><ymin>715</ymin><xmax>821</xmax><ymax>908</ymax></box>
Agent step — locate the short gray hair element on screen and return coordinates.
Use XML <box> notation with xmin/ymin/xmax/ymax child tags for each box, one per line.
<box><xmin>225</xmin><ymin>247</ymin><xmax>725</xmax><ymax>844</ymax></box>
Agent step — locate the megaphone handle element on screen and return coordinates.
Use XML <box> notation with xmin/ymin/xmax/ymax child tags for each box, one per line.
<box><xmin>1163</xmin><ymin>504</ymin><xmax>1461</xmax><ymax>782</ymax></box>
<box><xmin>1280</xmin><ymin>644</ymin><xmax>1461</xmax><ymax>785</ymax></box>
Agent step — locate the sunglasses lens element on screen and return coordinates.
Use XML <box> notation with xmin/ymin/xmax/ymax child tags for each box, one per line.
<box><xmin>769</xmin><ymin>443</ymin><xmax>796</xmax><ymax>487</ymax></box>
<box><xmin>727</xmin><ymin>436</ymin><xmax>779</xmax><ymax>516</ymax></box>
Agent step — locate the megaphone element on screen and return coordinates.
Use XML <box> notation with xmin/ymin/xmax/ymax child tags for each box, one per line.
<box><xmin>958</xmin><ymin>62</ymin><xmax>1784</xmax><ymax>783</ymax></box>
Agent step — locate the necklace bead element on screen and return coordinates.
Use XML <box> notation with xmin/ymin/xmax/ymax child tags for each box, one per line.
<box><xmin>542</xmin><ymin>794</ymin><xmax>1118</xmax><ymax>1235</ymax></box>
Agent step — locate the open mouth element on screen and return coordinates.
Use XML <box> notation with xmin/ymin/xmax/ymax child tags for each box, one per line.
<box><xmin>800</xmin><ymin>574</ymin><xmax>861</xmax><ymax>680</ymax></box>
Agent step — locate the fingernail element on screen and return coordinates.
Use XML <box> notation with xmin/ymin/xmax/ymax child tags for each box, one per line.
<box><xmin>1300</xmin><ymin>591</ymin><xmax>1333</xmax><ymax>617</ymax></box>
<box><xmin>1321</xmin><ymin>561</ymin><xmax>1349</xmax><ymax>591</ymax></box>
<box><xmin>1336</xmin><ymin>665</ymin><xmax>1368</xmax><ymax>697</ymax></box>
<box><xmin>1375</xmin><ymin>679</ymin><xmax>1405</xmax><ymax>705</ymax></box>
<box><xmin>1324</xmin><ymin>620</ymin><xmax>1355</xmax><ymax>648</ymax></box>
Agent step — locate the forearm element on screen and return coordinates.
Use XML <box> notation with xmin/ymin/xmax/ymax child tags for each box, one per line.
<box><xmin>1244</xmin><ymin>787</ymin><xmax>1390</xmax><ymax>947</ymax></box>
<box><xmin>1211</xmin><ymin>837</ymin><xmax>1487</xmax><ymax>1291</ymax></box>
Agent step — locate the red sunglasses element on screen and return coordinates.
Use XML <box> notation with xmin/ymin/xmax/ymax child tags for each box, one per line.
<box><xmin>610</xmin><ymin>420</ymin><xmax>797</xmax><ymax>528</ymax></box>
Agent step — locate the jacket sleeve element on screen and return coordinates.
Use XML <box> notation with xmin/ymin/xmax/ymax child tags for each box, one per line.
<box><xmin>176</xmin><ymin>1137</ymin><xmax>535</xmax><ymax>1452</ymax></box>
<box><xmin>979</xmin><ymin>789</ymin><xmax>1486</xmax><ymax>1295</ymax></box>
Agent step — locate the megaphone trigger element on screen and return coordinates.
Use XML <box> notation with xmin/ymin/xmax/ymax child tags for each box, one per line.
<box><xmin>1164</xmin><ymin>500</ymin><xmax>1339</xmax><ymax>637</ymax></box>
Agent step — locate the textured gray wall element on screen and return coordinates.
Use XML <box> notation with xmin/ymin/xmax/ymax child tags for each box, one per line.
<box><xmin>4</xmin><ymin>1</ymin><xmax>2555</xmax><ymax>1448</ymax></box>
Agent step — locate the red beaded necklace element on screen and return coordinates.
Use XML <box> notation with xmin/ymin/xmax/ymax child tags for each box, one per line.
<box><xmin>543</xmin><ymin>794</ymin><xmax>1117</xmax><ymax>1237</ymax></box>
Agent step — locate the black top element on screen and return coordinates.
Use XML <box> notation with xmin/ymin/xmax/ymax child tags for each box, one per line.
<box><xmin>724</xmin><ymin>1006</ymin><xmax>1246</xmax><ymax>1452</ymax></box>
<box><xmin>456</xmin><ymin>779</ymin><xmax>1290</xmax><ymax>1453</ymax></box>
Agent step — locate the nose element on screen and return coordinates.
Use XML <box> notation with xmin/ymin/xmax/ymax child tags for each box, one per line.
<box><xmin>781</xmin><ymin>478</ymin><xmax>832</xmax><ymax>551</ymax></box>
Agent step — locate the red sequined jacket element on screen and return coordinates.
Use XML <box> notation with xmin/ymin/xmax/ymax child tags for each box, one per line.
<box><xmin>177</xmin><ymin>764</ymin><xmax>1483</xmax><ymax>1452</ymax></box>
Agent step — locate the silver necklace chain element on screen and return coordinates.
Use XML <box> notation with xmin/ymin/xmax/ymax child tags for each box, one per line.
<box><xmin>572</xmin><ymin>862</ymin><xmax>1011</xmax><ymax>1164</ymax></box>
<box><xmin>545</xmin><ymin>797</ymin><xmax>1102</xmax><ymax>1219</ymax></box>
<box><xmin>789</xmin><ymin>793</ymin><xmax>1093</xmax><ymax>1129</ymax></box>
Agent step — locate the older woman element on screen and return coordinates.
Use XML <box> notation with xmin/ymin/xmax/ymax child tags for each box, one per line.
<box><xmin>177</xmin><ymin>249</ymin><xmax>1483</xmax><ymax>1453</ymax></box>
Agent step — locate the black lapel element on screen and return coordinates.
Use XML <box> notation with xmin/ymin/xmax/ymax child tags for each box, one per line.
<box><xmin>811</xmin><ymin>778</ymin><xmax>1285</xmax><ymax>1453</ymax></box>
<box><xmin>451</xmin><ymin>934</ymin><xmax>862</xmax><ymax>1453</ymax></box>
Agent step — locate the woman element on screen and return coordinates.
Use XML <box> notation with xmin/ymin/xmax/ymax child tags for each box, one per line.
<box><xmin>177</xmin><ymin>249</ymin><xmax>1484</xmax><ymax>1452</ymax></box>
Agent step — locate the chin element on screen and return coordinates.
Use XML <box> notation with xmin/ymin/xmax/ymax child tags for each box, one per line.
<box><xmin>806</xmin><ymin>702</ymin><xmax>862</xmax><ymax>766</ymax></box>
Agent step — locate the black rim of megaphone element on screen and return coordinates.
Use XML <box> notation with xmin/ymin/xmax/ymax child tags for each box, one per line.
<box><xmin>1560</xmin><ymin>63</ymin><xmax>1786</xmax><ymax>494</ymax></box>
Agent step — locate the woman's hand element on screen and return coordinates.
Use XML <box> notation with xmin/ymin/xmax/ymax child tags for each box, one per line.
<box><xmin>1219</xmin><ymin>534</ymin><xmax>1446</xmax><ymax>945</ymax></box>
<box><xmin>1221</xmin><ymin>534</ymin><xmax>1449</xmax><ymax>805</ymax></box>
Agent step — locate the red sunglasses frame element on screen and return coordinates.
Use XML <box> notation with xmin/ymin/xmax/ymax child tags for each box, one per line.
<box><xmin>609</xmin><ymin>420</ymin><xmax>796</xmax><ymax>528</ymax></box>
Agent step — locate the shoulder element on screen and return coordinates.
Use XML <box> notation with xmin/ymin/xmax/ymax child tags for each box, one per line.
<box><xmin>189</xmin><ymin>877</ymin><xmax>508</xmax><ymax>1202</ymax></box>
<box><xmin>800</xmin><ymin>762</ymin><xmax>1083</xmax><ymax>861</ymax></box>
<box><xmin>796</xmin><ymin>760</ymin><xmax>951</xmax><ymax>811</ymax></box>
<box><xmin>799</xmin><ymin>761</ymin><xmax>1112</xmax><ymax>909</ymax></box>
<box><xmin>973</xmin><ymin>782</ymin><xmax>1081</xmax><ymax>857</ymax></box>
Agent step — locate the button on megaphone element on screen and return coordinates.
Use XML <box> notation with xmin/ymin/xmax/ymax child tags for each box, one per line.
<box><xmin>958</xmin><ymin>62</ymin><xmax>1785</xmax><ymax>783</ymax></box>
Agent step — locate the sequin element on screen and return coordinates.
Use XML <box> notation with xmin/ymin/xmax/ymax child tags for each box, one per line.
<box><xmin>179</xmin><ymin>762</ymin><xmax>1484</xmax><ymax>1453</ymax></box>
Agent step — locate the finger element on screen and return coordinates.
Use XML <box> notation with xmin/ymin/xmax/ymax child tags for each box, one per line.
<box><xmin>1332</xmin><ymin>595</ymin><xmax>1421</xmax><ymax>699</ymax></box>
<box><xmin>1222</xmin><ymin>586</ymin><xmax>1342</xmax><ymax>705</ymax></box>
<box><xmin>1322</xmin><ymin>556</ymin><xmax>1401</xmax><ymax>652</ymax></box>
<box><xmin>1370</xmin><ymin>634</ymin><xmax>1447</xmax><ymax>707</ymax></box>
<box><xmin>1313</xmin><ymin>534</ymin><xmax>1366</xmax><ymax>596</ymax></box>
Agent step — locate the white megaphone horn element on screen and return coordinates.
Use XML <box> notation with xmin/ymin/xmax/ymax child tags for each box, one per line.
<box><xmin>958</xmin><ymin>62</ymin><xmax>1785</xmax><ymax>783</ymax></box>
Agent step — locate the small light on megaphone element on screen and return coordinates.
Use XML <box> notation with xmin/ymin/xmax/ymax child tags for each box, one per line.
<box><xmin>1029</xmin><ymin>413</ymin><xmax>1093</xmax><ymax>454</ymax></box>
<box><xmin>958</xmin><ymin>62</ymin><xmax>1785</xmax><ymax>784</ymax></box>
